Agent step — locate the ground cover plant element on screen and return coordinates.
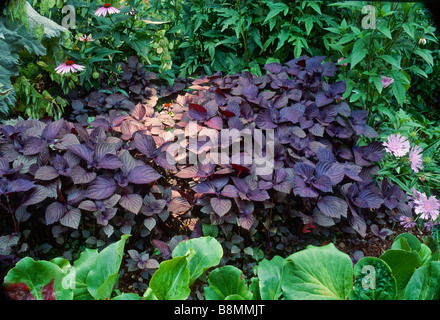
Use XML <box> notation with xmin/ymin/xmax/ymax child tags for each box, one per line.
<box><xmin>1</xmin><ymin>0</ymin><xmax>440</xmax><ymax>302</ymax></box>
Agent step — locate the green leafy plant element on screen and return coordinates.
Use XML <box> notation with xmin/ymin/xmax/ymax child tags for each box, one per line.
<box><xmin>3</xmin><ymin>235</ymin><xmax>130</xmax><ymax>300</ymax></box>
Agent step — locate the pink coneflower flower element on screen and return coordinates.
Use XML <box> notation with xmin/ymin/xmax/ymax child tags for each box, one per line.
<box><xmin>409</xmin><ymin>145</ymin><xmax>424</xmax><ymax>173</ymax></box>
<box><xmin>119</xmin><ymin>5</ymin><xmax>135</xmax><ymax>15</ymax></box>
<box><xmin>337</xmin><ymin>57</ymin><xmax>348</xmax><ymax>67</ymax></box>
<box><xmin>399</xmin><ymin>215</ymin><xmax>416</xmax><ymax>229</ymax></box>
<box><xmin>383</xmin><ymin>133</ymin><xmax>410</xmax><ymax>157</ymax></box>
<box><xmin>55</xmin><ymin>60</ymin><xmax>85</xmax><ymax>75</ymax></box>
<box><xmin>414</xmin><ymin>193</ymin><xmax>440</xmax><ymax>221</ymax></box>
<box><xmin>94</xmin><ymin>3</ymin><xmax>120</xmax><ymax>17</ymax></box>
<box><xmin>78</xmin><ymin>34</ymin><xmax>94</xmax><ymax>42</ymax></box>
<box><xmin>381</xmin><ymin>76</ymin><xmax>394</xmax><ymax>88</ymax></box>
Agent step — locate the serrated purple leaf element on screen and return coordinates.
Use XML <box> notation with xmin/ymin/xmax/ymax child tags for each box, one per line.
<box><xmin>127</xmin><ymin>165</ymin><xmax>162</xmax><ymax>184</ymax></box>
<box><xmin>317</xmin><ymin>196</ymin><xmax>348</xmax><ymax>218</ymax></box>
<box><xmin>45</xmin><ymin>202</ymin><xmax>66</xmax><ymax>225</ymax></box>
<box><xmin>60</xmin><ymin>208</ymin><xmax>81</xmax><ymax>229</ymax></box>
<box><xmin>87</xmin><ymin>176</ymin><xmax>117</xmax><ymax>200</ymax></box>
<box><xmin>42</xmin><ymin>119</ymin><xmax>64</xmax><ymax>141</ymax></box>
<box><xmin>119</xmin><ymin>193</ymin><xmax>143</xmax><ymax>214</ymax></box>
<box><xmin>34</xmin><ymin>166</ymin><xmax>59</xmax><ymax>181</ymax></box>
<box><xmin>70</xmin><ymin>166</ymin><xmax>97</xmax><ymax>185</ymax></box>
<box><xmin>210</xmin><ymin>197</ymin><xmax>232</xmax><ymax>217</ymax></box>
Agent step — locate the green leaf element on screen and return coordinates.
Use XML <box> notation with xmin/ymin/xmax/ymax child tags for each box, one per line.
<box><xmin>349</xmin><ymin>257</ymin><xmax>397</xmax><ymax>300</ymax></box>
<box><xmin>380</xmin><ymin>55</ymin><xmax>401</xmax><ymax>69</ymax></box>
<box><xmin>111</xmin><ymin>293</ymin><xmax>142</xmax><ymax>300</ymax></box>
<box><xmin>403</xmin><ymin>261</ymin><xmax>440</xmax><ymax>300</ymax></box>
<box><xmin>413</xmin><ymin>48</ymin><xmax>434</xmax><ymax>67</ymax></box>
<box><xmin>172</xmin><ymin>236</ymin><xmax>223</xmax><ymax>284</ymax></box>
<box><xmin>149</xmin><ymin>256</ymin><xmax>191</xmax><ymax>300</ymax></box>
<box><xmin>282</xmin><ymin>243</ymin><xmax>353</xmax><ymax>300</ymax></box>
<box><xmin>257</xmin><ymin>256</ymin><xmax>284</xmax><ymax>300</ymax></box>
<box><xmin>4</xmin><ymin>257</ymin><xmax>73</xmax><ymax>300</ymax></box>
<box><xmin>204</xmin><ymin>266</ymin><xmax>253</xmax><ymax>300</ymax></box>
<box><xmin>350</xmin><ymin>39</ymin><xmax>367</xmax><ymax>69</ymax></box>
<box><xmin>85</xmin><ymin>235</ymin><xmax>130</xmax><ymax>300</ymax></box>
<box><xmin>392</xmin><ymin>80</ymin><xmax>406</xmax><ymax>107</ymax></box>
<box><xmin>377</xmin><ymin>25</ymin><xmax>392</xmax><ymax>39</ymax></box>
<box><xmin>72</xmin><ymin>248</ymin><xmax>99</xmax><ymax>300</ymax></box>
<box><xmin>392</xmin><ymin>233</ymin><xmax>421</xmax><ymax>252</ymax></box>
<box><xmin>380</xmin><ymin>249</ymin><xmax>421</xmax><ymax>298</ymax></box>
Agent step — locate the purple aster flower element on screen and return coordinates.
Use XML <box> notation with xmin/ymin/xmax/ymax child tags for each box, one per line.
<box><xmin>94</xmin><ymin>3</ymin><xmax>120</xmax><ymax>17</ymax></box>
<box><xmin>407</xmin><ymin>188</ymin><xmax>424</xmax><ymax>208</ymax></box>
<box><xmin>409</xmin><ymin>145</ymin><xmax>424</xmax><ymax>173</ymax></box>
<box><xmin>399</xmin><ymin>215</ymin><xmax>416</xmax><ymax>229</ymax></box>
<box><xmin>381</xmin><ymin>76</ymin><xmax>394</xmax><ymax>88</ymax></box>
<box><xmin>424</xmin><ymin>221</ymin><xmax>436</xmax><ymax>231</ymax></box>
<box><xmin>383</xmin><ymin>133</ymin><xmax>410</xmax><ymax>157</ymax></box>
<box><xmin>55</xmin><ymin>60</ymin><xmax>85</xmax><ymax>75</ymax></box>
<box><xmin>414</xmin><ymin>193</ymin><xmax>440</xmax><ymax>221</ymax></box>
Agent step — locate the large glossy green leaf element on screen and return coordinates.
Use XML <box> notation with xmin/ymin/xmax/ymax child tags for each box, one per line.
<box><xmin>148</xmin><ymin>255</ymin><xmax>191</xmax><ymax>300</ymax></box>
<box><xmin>4</xmin><ymin>257</ymin><xmax>73</xmax><ymax>300</ymax></box>
<box><xmin>204</xmin><ymin>265</ymin><xmax>253</xmax><ymax>300</ymax></box>
<box><xmin>257</xmin><ymin>255</ymin><xmax>284</xmax><ymax>300</ymax></box>
<box><xmin>172</xmin><ymin>236</ymin><xmax>223</xmax><ymax>284</ymax></box>
<box><xmin>85</xmin><ymin>235</ymin><xmax>130</xmax><ymax>300</ymax></box>
<box><xmin>72</xmin><ymin>248</ymin><xmax>99</xmax><ymax>300</ymax></box>
<box><xmin>349</xmin><ymin>257</ymin><xmax>396</xmax><ymax>300</ymax></box>
<box><xmin>282</xmin><ymin>243</ymin><xmax>353</xmax><ymax>300</ymax></box>
<box><xmin>403</xmin><ymin>261</ymin><xmax>440</xmax><ymax>300</ymax></box>
<box><xmin>380</xmin><ymin>249</ymin><xmax>421</xmax><ymax>298</ymax></box>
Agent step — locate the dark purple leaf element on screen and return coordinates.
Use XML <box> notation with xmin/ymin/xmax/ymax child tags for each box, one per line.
<box><xmin>127</xmin><ymin>165</ymin><xmax>162</xmax><ymax>184</ymax></box>
<box><xmin>87</xmin><ymin>176</ymin><xmax>117</xmax><ymax>200</ymax></box>
<box><xmin>60</xmin><ymin>208</ymin><xmax>81</xmax><ymax>229</ymax></box>
<box><xmin>119</xmin><ymin>193</ymin><xmax>143</xmax><ymax>214</ymax></box>
<box><xmin>317</xmin><ymin>196</ymin><xmax>348</xmax><ymax>218</ymax></box>
<box><xmin>34</xmin><ymin>166</ymin><xmax>59</xmax><ymax>181</ymax></box>
<box><xmin>45</xmin><ymin>202</ymin><xmax>65</xmax><ymax>225</ymax></box>
<box><xmin>70</xmin><ymin>166</ymin><xmax>97</xmax><ymax>185</ymax></box>
<box><xmin>42</xmin><ymin>119</ymin><xmax>64</xmax><ymax>141</ymax></box>
<box><xmin>210</xmin><ymin>197</ymin><xmax>232</xmax><ymax>217</ymax></box>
